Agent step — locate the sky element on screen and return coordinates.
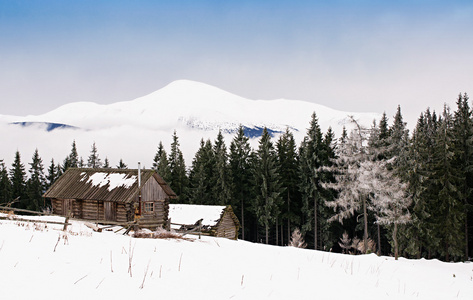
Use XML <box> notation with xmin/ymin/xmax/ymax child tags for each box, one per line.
<box><xmin>1</xmin><ymin>0</ymin><xmax>473</xmax><ymax>127</ymax></box>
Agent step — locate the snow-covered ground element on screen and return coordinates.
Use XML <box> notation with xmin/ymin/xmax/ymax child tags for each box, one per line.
<box><xmin>0</xmin><ymin>215</ymin><xmax>472</xmax><ymax>299</ymax></box>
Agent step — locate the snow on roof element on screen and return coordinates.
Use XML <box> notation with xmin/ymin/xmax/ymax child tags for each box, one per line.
<box><xmin>80</xmin><ymin>172</ymin><xmax>137</xmax><ymax>191</ymax></box>
<box><xmin>169</xmin><ymin>204</ymin><xmax>226</xmax><ymax>226</ymax></box>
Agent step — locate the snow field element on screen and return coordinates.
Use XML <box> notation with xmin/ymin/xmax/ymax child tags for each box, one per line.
<box><xmin>0</xmin><ymin>216</ymin><xmax>472</xmax><ymax>299</ymax></box>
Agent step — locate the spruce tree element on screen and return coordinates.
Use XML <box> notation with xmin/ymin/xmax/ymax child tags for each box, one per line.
<box><xmin>46</xmin><ymin>159</ymin><xmax>59</xmax><ymax>189</ymax></box>
<box><xmin>252</xmin><ymin>127</ymin><xmax>283</xmax><ymax>244</ymax></box>
<box><xmin>432</xmin><ymin>106</ymin><xmax>464</xmax><ymax>260</ymax></box>
<box><xmin>153</xmin><ymin>141</ymin><xmax>171</xmax><ymax>182</ymax></box>
<box><xmin>452</xmin><ymin>93</ymin><xmax>473</xmax><ymax>259</ymax></box>
<box><xmin>168</xmin><ymin>131</ymin><xmax>188</xmax><ymax>203</ymax></box>
<box><xmin>103</xmin><ymin>157</ymin><xmax>110</xmax><ymax>168</ymax></box>
<box><xmin>299</xmin><ymin>112</ymin><xmax>326</xmax><ymax>249</ymax></box>
<box><xmin>26</xmin><ymin>149</ymin><xmax>46</xmax><ymax>211</ymax></box>
<box><xmin>229</xmin><ymin>125</ymin><xmax>252</xmax><ymax>240</ymax></box>
<box><xmin>116</xmin><ymin>159</ymin><xmax>127</xmax><ymax>169</ymax></box>
<box><xmin>0</xmin><ymin>160</ymin><xmax>11</xmax><ymax>205</ymax></box>
<box><xmin>188</xmin><ymin>139</ymin><xmax>214</xmax><ymax>205</ymax></box>
<box><xmin>87</xmin><ymin>142</ymin><xmax>102</xmax><ymax>168</ymax></box>
<box><xmin>63</xmin><ymin>140</ymin><xmax>79</xmax><ymax>171</ymax></box>
<box><xmin>212</xmin><ymin>131</ymin><xmax>231</xmax><ymax>206</ymax></box>
<box><xmin>276</xmin><ymin>128</ymin><xmax>301</xmax><ymax>245</ymax></box>
<box><xmin>10</xmin><ymin>151</ymin><xmax>27</xmax><ymax>208</ymax></box>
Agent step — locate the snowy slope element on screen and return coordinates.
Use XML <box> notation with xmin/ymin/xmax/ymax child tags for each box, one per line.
<box><xmin>0</xmin><ymin>80</ymin><xmax>380</xmax><ymax>167</ymax></box>
<box><xmin>4</xmin><ymin>80</ymin><xmax>378</xmax><ymax>133</ymax></box>
<box><xmin>1</xmin><ymin>215</ymin><xmax>472</xmax><ymax>300</ymax></box>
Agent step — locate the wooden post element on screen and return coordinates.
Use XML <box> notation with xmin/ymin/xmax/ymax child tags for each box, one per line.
<box><xmin>63</xmin><ymin>217</ymin><xmax>70</xmax><ymax>231</ymax></box>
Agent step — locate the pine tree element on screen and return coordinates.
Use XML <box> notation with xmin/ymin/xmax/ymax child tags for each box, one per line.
<box><xmin>87</xmin><ymin>142</ymin><xmax>102</xmax><ymax>168</ymax></box>
<box><xmin>153</xmin><ymin>141</ymin><xmax>172</xmax><ymax>182</ymax></box>
<box><xmin>188</xmin><ymin>139</ymin><xmax>214</xmax><ymax>205</ymax></box>
<box><xmin>252</xmin><ymin>127</ymin><xmax>283</xmax><ymax>244</ymax></box>
<box><xmin>10</xmin><ymin>151</ymin><xmax>27</xmax><ymax>208</ymax></box>
<box><xmin>26</xmin><ymin>149</ymin><xmax>46</xmax><ymax>211</ymax></box>
<box><xmin>276</xmin><ymin>128</ymin><xmax>301</xmax><ymax>245</ymax></box>
<box><xmin>46</xmin><ymin>159</ymin><xmax>60</xmax><ymax>189</ymax></box>
<box><xmin>0</xmin><ymin>160</ymin><xmax>11</xmax><ymax>205</ymax></box>
<box><xmin>229</xmin><ymin>125</ymin><xmax>252</xmax><ymax>240</ymax></box>
<box><xmin>432</xmin><ymin>105</ymin><xmax>465</xmax><ymax>260</ymax></box>
<box><xmin>400</xmin><ymin>109</ymin><xmax>440</xmax><ymax>258</ymax></box>
<box><xmin>299</xmin><ymin>112</ymin><xmax>326</xmax><ymax>249</ymax></box>
<box><xmin>63</xmin><ymin>140</ymin><xmax>79</xmax><ymax>171</ymax></box>
<box><xmin>168</xmin><ymin>131</ymin><xmax>188</xmax><ymax>203</ymax></box>
<box><xmin>452</xmin><ymin>93</ymin><xmax>473</xmax><ymax>259</ymax></box>
<box><xmin>116</xmin><ymin>159</ymin><xmax>127</xmax><ymax>169</ymax></box>
<box><xmin>103</xmin><ymin>157</ymin><xmax>110</xmax><ymax>168</ymax></box>
<box><xmin>212</xmin><ymin>131</ymin><xmax>231</xmax><ymax>206</ymax></box>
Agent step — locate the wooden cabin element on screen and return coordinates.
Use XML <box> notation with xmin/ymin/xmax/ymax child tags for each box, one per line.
<box><xmin>43</xmin><ymin>168</ymin><xmax>177</xmax><ymax>229</ymax></box>
<box><xmin>169</xmin><ymin>204</ymin><xmax>240</xmax><ymax>240</ymax></box>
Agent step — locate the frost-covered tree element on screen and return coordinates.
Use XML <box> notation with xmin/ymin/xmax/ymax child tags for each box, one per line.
<box><xmin>370</xmin><ymin>159</ymin><xmax>411</xmax><ymax>260</ymax></box>
<box><xmin>87</xmin><ymin>142</ymin><xmax>102</xmax><ymax>168</ymax></box>
<box><xmin>289</xmin><ymin>228</ymin><xmax>307</xmax><ymax>248</ymax></box>
<box><xmin>325</xmin><ymin>117</ymin><xmax>373</xmax><ymax>253</ymax></box>
<box><xmin>339</xmin><ymin>232</ymin><xmax>351</xmax><ymax>254</ymax></box>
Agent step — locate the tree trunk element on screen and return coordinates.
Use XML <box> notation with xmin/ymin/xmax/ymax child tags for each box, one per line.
<box><xmin>377</xmin><ymin>222</ymin><xmax>381</xmax><ymax>256</ymax></box>
<box><xmin>363</xmin><ymin>196</ymin><xmax>368</xmax><ymax>253</ymax></box>
<box><xmin>276</xmin><ymin>218</ymin><xmax>279</xmax><ymax>245</ymax></box>
<box><xmin>241</xmin><ymin>197</ymin><xmax>245</xmax><ymax>240</ymax></box>
<box><xmin>265</xmin><ymin>224</ymin><xmax>269</xmax><ymax>244</ymax></box>
<box><xmin>314</xmin><ymin>197</ymin><xmax>318</xmax><ymax>250</ymax></box>
<box><xmin>393</xmin><ymin>223</ymin><xmax>398</xmax><ymax>260</ymax></box>
<box><xmin>465</xmin><ymin>217</ymin><xmax>469</xmax><ymax>261</ymax></box>
<box><xmin>287</xmin><ymin>191</ymin><xmax>290</xmax><ymax>246</ymax></box>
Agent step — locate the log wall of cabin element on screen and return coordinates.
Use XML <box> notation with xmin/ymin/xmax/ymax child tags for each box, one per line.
<box><xmin>215</xmin><ymin>212</ymin><xmax>238</xmax><ymax>240</ymax></box>
<box><xmin>134</xmin><ymin>177</ymin><xmax>170</xmax><ymax>228</ymax></box>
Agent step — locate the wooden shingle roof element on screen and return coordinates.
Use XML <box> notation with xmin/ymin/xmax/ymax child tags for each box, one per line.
<box><xmin>43</xmin><ymin>168</ymin><xmax>176</xmax><ymax>203</ymax></box>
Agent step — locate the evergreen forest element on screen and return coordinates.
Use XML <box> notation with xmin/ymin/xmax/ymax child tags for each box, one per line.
<box><xmin>1</xmin><ymin>93</ymin><xmax>472</xmax><ymax>262</ymax></box>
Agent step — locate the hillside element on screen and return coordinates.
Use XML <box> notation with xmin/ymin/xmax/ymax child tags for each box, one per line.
<box><xmin>0</xmin><ymin>80</ymin><xmax>379</xmax><ymax>167</ymax></box>
<box><xmin>1</xmin><ymin>214</ymin><xmax>472</xmax><ymax>300</ymax></box>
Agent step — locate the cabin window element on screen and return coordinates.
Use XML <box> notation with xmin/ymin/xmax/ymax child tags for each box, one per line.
<box><xmin>144</xmin><ymin>202</ymin><xmax>154</xmax><ymax>213</ymax></box>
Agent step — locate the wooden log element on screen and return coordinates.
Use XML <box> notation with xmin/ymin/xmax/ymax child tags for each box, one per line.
<box><xmin>0</xmin><ymin>216</ymin><xmax>71</xmax><ymax>226</ymax></box>
<box><xmin>85</xmin><ymin>222</ymin><xmax>102</xmax><ymax>232</ymax></box>
<box><xmin>0</xmin><ymin>206</ymin><xmax>52</xmax><ymax>216</ymax></box>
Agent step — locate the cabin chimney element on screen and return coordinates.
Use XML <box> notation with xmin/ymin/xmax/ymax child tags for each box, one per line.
<box><xmin>138</xmin><ymin>162</ymin><xmax>141</xmax><ymax>188</ymax></box>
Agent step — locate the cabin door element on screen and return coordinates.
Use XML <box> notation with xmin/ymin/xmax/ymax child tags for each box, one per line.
<box><xmin>62</xmin><ymin>199</ymin><xmax>73</xmax><ymax>217</ymax></box>
<box><xmin>104</xmin><ymin>202</ymin><xmax>117</xmax><ymax>222</ymax></box>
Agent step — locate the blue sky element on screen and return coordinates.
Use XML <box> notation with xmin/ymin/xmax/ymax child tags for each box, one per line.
<box><xmin>1</xmin><ymin>0</ymin><xmax>473</xmax><ymax>126</ymax></box>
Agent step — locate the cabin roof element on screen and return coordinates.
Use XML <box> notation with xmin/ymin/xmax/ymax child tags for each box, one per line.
<box><xmin>43</xmin><ymin>168</ymin><xmax>176</xmax><ymax>203</ymax></box>
<box><xmin>169</xmin><ymin>204</ymin><xmax>239</xmax><ymax>227</ymax></box>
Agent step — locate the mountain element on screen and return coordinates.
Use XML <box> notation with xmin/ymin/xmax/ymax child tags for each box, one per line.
<box><xmin>0</xmin><ymin>80</ymin><xmax>380</xmax><ymax>167</ymax></box>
